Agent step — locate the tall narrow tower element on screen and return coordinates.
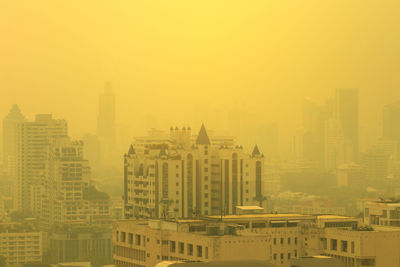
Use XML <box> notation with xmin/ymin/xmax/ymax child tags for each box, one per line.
<box><xmin>97</xmin><ymin>82</ymin><xmax>116</xmax><ymax>163</ymax></box>
<box><xmin>335</xmin><ymin>88</ymin><xmax>359</xmax><ymax>162</ymax></box>
<box><xmin>2</xmin><ymin>104</ymin><xmax>25</xmax><ymax>176</ymax></box>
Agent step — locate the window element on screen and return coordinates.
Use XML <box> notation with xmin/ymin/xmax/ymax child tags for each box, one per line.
<box><xmin>273</xmin><ymin>254</ymin><xmax>277</xmax><ymax>260</ymax></box>
<box><xmin>280</xmin><ymin>238</ymin><xmax>284</xmax><ymax>245</ymax></box>
<box><xmin>273</xmin><ymin>238</ymin><xmax>276</xmax><ymax>245</ymax></box>
<box><xmin>204</xmin><ymin>193</ymin><xmax>208</xmax><ymax>198</ymax></box>
<box><xmin>280</xmin><ymin>253</ymin><xmax>284</xmax><ymax>260</ymax></box>
<box><xmin>204</xmin><ymin>185</ymin><xmax>208</xmax><ymax>190</ymax></box>
<box><xmin>321</xmin><ymin>238</ymin><xmax>327</xmax><ymax>249</ymax></box>
<box><xmin>351</xmin><ymin>241</ymin><xmax>355</xmax><ymax>253</ymax></box>
<box><xmin>288</xmin><ymin>253</ymin><xmax>291</xmax><ymax>259</ymax></box>
<box><xmin>128</xmin><ymin>233</ymin><xmax>133</xmax><ymax>244</ymax></box>
<box><xmin>294</xmin><ymin>250</ymin><xmax>297</xmax><ymax>257</ymax></box>
<box><xmin>330</xmin><ymin>239</ymin><xmax>337</xmax><ymax>251</ymax></box>
<box><xmin>179</xmin><ymin>242</ymin><xmax>184</xmax><ymax>254</ymax></box>
<box><xmin>121</xmin><ymin>232</ymin><xmax>126</xmax><ymax>242</ymax></box>
<box><xmin>170</xmin><ymin>241</ymin><xmax>176</xmax><ymax>252</ymax></box>
<box><xmin>294</xmin><ymin>237</ymin><xmax>298</xmax><ymax>245</ymax></box>
<box><xmin>205</xmin><ymin>247</ymin><xmax>208</xmax><ymax>259</ymax></box>
<box><xmin>162</xmin><ymin>240</ymin><xmax>169</xmax><ymax>245</ymax></box>
<box><xmin>205</xmin><ymin>176</ymin><xmax>208</xmax><ymax>181</ymax></box>
<box><xmin>382</xmin><ymin>210</ymin><xmax>387</xmax><ymax>218</ymax></box>
<box><xmin>197</xmin><ymin>245</ymin><xmax>202</xmax><ymax>257</ymax></box>
<box><xmin>361</xmin><ymin>259</ymin><xmax>375</xmax><ymax>266</ymax></box>
<box><xmin>341</xmin><ymin>240</ymin><xmax>348</xmax><ymax>252</ymax></box>
<box><xmin>288</xmin><ymin>237</ymin><xmax>291</xmax><ymax>245</ymax></box>
<box><xmin>187</xmin><ymin>244</ymin><xmax>193</xmax><ymax>256</ymax></box>
<box><xmin>135</xmin><ymin>235</ymin><xmax>141</xmax><ymax>246</ymax></box>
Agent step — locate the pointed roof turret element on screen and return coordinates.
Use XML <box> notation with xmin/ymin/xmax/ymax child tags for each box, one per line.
<box><xmin>252</xmin><ymin>145</ymin><xmax>261</xmax><ymax>157</ymax></box>
<box><xmin>5</xmin><ymin>104</ymin><xmax>25</xmax><ymax>121</ymax></box>
<box><xmin>128</xmin><ymin>145</ymin><xmax>136</xmax><ymax>155</ymax></box>
<box><xmin>196</xmin><ymin>124</ymin><xmax>211</xmax><ymax>145</ymax></box>
<box><xmin>159</xmin><ymin>147</ymin><xmax>168</xmax><ymax>157</ymax></box>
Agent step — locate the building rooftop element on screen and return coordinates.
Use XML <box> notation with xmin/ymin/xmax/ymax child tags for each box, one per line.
<box><xmin>206</xmin><ymin>213</ymin><xmax>314</xmax><ymax>220</ymax></box>
<box><xmin>155</xmin><ymin>260</ymin><xmax>276</xmax><ymax>267</ymax></box>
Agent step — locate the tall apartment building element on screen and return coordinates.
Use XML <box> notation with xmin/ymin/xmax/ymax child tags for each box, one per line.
<box><xmin>124</xmin><ymin>125</ymin><xmax>264</xmax><ymax>219</ymax></box>
<box><xmin>2</xmin><ymin>105</ymin><xmax>26</xmax><ymax>177</ymax></box>
<box><xmin>44</xmin><ymin>137</ymin><xmax>111</xmax><ymax>227</ymax></box>
<box><xmin>13</xmin><ymin>114</ymin><xmax>68</xmax><ymax>214</ymax></box>
<box><xmin>6</xmin><ymin>110</ymin><xmax>111</xmax><ymax>228</ymax></box>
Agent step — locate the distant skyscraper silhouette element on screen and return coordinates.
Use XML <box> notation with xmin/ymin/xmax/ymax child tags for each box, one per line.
<box><xmin>383</xmin><ymin>100</ymin><xmax>400</xmax><ymax>142</ymax></box>
<box><xmin>335</xmin><ymin>88</ymin><xmax>359</xmax><ymax>162</ymax></box>
<box><xmin>2</xmin><ymin>104</ymin><xmax>25</xmax><ymax>176</ymax></box>
<box><xmin>97</xmin><ymin>82</ymin><xmax>116</xmax><ymax>164</ymax></box>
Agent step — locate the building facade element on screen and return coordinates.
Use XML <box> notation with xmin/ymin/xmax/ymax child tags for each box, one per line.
<box><xmin>0</xmin><ymin>223</ymin><xmax>44</xmax><ymax>267</ymax></box>
<box><xmin>124</xmin><ymin>125</ymin><xmax>264</xmax><ymax>219</ymax></box>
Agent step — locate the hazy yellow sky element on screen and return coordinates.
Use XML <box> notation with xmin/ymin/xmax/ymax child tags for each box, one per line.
<box><xmin>1</xmin><ymin>0</ymin><xmax>400</xmax><ymax>139</ymax></box>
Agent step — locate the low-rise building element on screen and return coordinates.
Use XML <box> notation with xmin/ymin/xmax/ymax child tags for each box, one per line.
<box><xmin>317</xmin><ymin>227</ymin><xmax>400</xmax><ymax>267</ymax></box>
<box><xmin>0</xmin><ymin>223</ymin><xmax>44</xmax><ymax>267</ymax></box>
<box><xmin>364</xmin><ymin>200</ymin><xmax>400</xmax><ymax>227</ymax></box>
<box><xmin>48</xmin><ymin>225</ymin><xmax>113</xmax><ymax>266</ymax></box>
<box><xmin>113</xmin><ymin>214</ymin><xmax>360</xmax><ymax>267</ymax></box>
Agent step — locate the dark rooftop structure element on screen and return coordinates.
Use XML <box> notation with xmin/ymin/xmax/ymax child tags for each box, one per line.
<box><xmin>196</xmin><ymin>124</ymin><xmax>211</xmax><ymax>145</ymax></box>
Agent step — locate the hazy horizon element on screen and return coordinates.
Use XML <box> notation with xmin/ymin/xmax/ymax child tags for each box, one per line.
<box><xmin>1</xmin><ymin>1</ymin><xmax>400</xmax><ymax>146</ymax></box>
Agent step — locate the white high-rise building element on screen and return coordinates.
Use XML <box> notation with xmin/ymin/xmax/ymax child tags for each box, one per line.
<box><xmin>13</xmin><ymin>114</ymin><xmax>68</xmax><ymax>214</ymax></box>
<box><xmin>124</xmin><ymin>125</ymin><xmax>264</xmax><ymax>219</ymax></box>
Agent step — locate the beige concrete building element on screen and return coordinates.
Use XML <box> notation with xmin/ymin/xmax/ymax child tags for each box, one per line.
<box><xmin>124</xmin><ymin>125</ymin><xmax>264</xmax><ymax>219</ymax></box>
<box><xmin>113</xmin><ymin>213</ymin><xmax>362</xmax><ymax>267</ymax></box>
<box><xmin>364</xmin><ymin>200</ymin><xmax>400</xmax><ymax>227</ymax></box>
<box><xmin>317</xmin><ymin>227</ymin><xmax>400</xmax><ymax>267</ymax></box>
<box><xmin>0</xmin><ymin>223</ymin><xmax>44</xmax><ymax>267</ymax></box>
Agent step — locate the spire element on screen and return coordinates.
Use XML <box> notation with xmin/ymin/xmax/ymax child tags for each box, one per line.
<box><xmin>252</xmin><ymin>145</ymin><xmax>261</xmax><ymax>157</ymax></box>
<box><xmin>5</xmin><ymin>104</ymin><xmax>25</xmax><ymax>121</ymax></box>
<box><xmin>196</xmin><ymin>124</ymin><xmax>211</xmax><ymax>145</ymax></box>
<box><xmin>128</xmin><ymin>145</ymin><xmax>136</xmax><ymax>155</ymax></box>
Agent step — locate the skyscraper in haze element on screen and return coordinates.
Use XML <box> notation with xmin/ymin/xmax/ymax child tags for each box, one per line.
<box><xmin>2</xmin><ymin>105</ymin><xmax>25</xmax><ymax>175</ymax></box>
<box><xmin>383</xmin><ymin>100</ymin><xmax>400</xmax><ymax>142</ymax></box>
<box><xmin>14</xmin><ymin>114</ymin><xmax>68</xmax><ymax>212</ymax></box>
<box><xmin>335</xmin><ymin>88</ymin><xmax>359</xmax><ymax>162</ymax></box>
<box><xmin>97</xmin><ymin>82</ymin><xmax>116</xmax><ymax>165</ymax></box>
